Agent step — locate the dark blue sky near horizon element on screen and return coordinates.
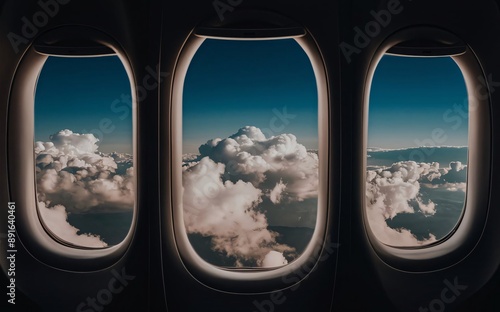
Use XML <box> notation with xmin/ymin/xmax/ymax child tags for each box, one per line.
<box><xmin>35</xmin><ymin>56</ymin><xmax>133</xmax><ymax>153</ymax></box>
<box><xmin>368</xmin><ymin>55</ymin><xmax>468</xmax><ymax>149</ymax></box>
<box><xmin>182</xmin><ymin>38</ymin><xmax>318</xmax><ymax>154</ymax></box>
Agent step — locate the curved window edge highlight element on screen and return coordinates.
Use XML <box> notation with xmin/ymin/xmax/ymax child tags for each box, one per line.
<box><xmin>362</xmin><ymin>28</ymin><xmax>491</xmax><ymax>270</ymax></box>
<box><xmin>170</xmin><ymin>30</ymin><xmax>329</xmax><ymax>282</ymax></box>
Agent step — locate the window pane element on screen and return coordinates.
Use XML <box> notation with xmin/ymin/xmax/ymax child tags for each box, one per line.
<box><xmin>35</xmin><ymin>56</ymin><xmax>134</xmax><ymax>248</ymax></box>
<box><xmin>182</xmin><ymin>39</ymin><xmax>319</xmax><ymax>267</ymax></box>
<box><xmin>366</xmin><ymin>55</ymin><xmax>468</xmax><ymax>247</ymax></box>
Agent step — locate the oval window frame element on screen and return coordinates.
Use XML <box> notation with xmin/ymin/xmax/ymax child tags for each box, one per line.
<box><xmin>8</xmin><ymin>26</ymin><xmax>138</xmax><ymax>271</ymax></box>
<box><xmin>166</xmin><ymin>23</ymin><xmax>331</xmax><ymax>292</ymax></box>
<box><xmin>362</xmin><ymin>26</ymin><xmax>491</xmax><ymax>272</ymax></box>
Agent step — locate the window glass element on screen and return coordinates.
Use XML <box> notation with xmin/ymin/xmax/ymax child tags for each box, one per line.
<box><xmin>182</xmin><ymin>39</ymin><xmax>319</xmax><ymax>267</ymax></box>
<box><xmin>35</xmin><ymin>56</ymin><xmax>134</xmax><ymax>248</ymax></box>
<box><xmin>367</xmin><ymin>55</ymin><xmax>468</xmax><ymax>247</ymax></box>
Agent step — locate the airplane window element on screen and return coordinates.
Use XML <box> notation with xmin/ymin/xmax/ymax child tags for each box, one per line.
<box><xmin>34</xmin><ymin>56</ymin><xmax>134</xmax><ymax>248</ymax></box>
<box><xmin>181</xmin><ymin>39</ymin><xmax>319</xmax><ymax>268</ymax></box>
<box><xmin>366</xmin><ymin>54</ymin><xmax>468</xmax><ymax>247</ymax></box>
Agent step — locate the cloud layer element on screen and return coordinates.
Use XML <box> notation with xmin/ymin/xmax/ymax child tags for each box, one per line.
<box><xmin>35</xmin><ymin>130</ymin><xmax>134</xmax><ymax>247</ymax></box>
<box><xmin>183</xmin><ymin>126</ymin><xmax>318</xmax><ymax>267</ymax></box>
<box><xmin>198</xmin><ymin>126</ymin><xmax>319</xmax><ymax>202</ymax></box>
<box><xmin>38</xmin><ymin>201</ymin><xmax>107</xmax><ymax>248</ymax></box>
<box><xmin>367</xmin><ymin>146</ymin><xmax>468</xmax><ymax>168</ymax></box>
<box><xmin>366</xmin><ymin>160</ymin><xmax>467</xmax><ymax>246</ymax></box>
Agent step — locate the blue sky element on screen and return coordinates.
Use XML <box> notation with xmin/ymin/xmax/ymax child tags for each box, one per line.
<box><xmin>183</xmin><ymin>39</ymin><xmax>318</xmax><ymax>153</ymax></box>
<box><xmin>34</xmin><ymin>48</ymin><xmax>465</xmax><ymax>154</ymax></box>
<box><xmin>368</xmin><ymin>55</ymin><xmax>468</xmax><ymax>149</ymax></box>
<box><xmin>35</xmin><ymin>56</ymin><xmax>133</xmax><ymax>153</ymax></box>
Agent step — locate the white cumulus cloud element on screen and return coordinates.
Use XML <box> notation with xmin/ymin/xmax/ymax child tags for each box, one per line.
<box><xmin>269</xmin><ymin>180</ymin><xmax>287</xmax><ymax>204</ymax></box>
<box><xmin>260</xmin><ymin>250</ymin><xmax>288</xmax><ymax>268</ymax></box>
<box><xmin>35</xmin><ymin>130</ymin><xmax>134</xmax><ymax>213</ymax></box>
<box><xmin>366</xmin><ymin>160</ymin><xmax>467</xmax><ymax>246</ymax></box>
<box><xmin>183</xmin><ymin>157</ymin><xmax>294</xmax><ymax>264</ymax></box>
<box><xmin>198</xmin><ymin>126</ymin><xmax>318</xmax><ymax>202</ymax></box>
<box><xmin>183</xmin><ymin>126</ymin><xmax>319</xmax><ymax>266</ymax></box>
<box><xmin>35</xmin><ymin>129</ymin><xmax>134</xmax><ymax>247</ymax></box>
